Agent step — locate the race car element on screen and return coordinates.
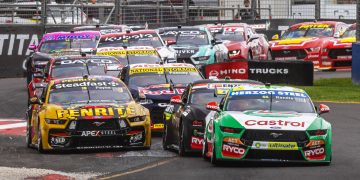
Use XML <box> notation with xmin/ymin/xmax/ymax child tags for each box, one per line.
<box><xmin>203</xmin><ymin>85</ymin><xmax>332</xmax><ymax>165</ymax></box>
<box><xmin>162</xmin><ymin>78</ymin><xmax>263</xmax><ymax>155</ymax></box>
<box><xmin>97</xmin><ymin>29</ymin><xmax>177</xmax><ymax>63</ymax></box>
<box><xmin>23</xmin><ymin>31</ymin><xmax>101</xmax><ymax>84</ymax></box>
<box><xmin>72</xmin><ymin>24</ymin><xmax>131</xmax><ymax>35</ymax></box>
<box><xmin>157</xmin><ymin>26</ymin><xmax>221</xmax><ymax>67</ymax></box>
<box><xmin>206</xmin><ymin>23</ymin><xmax>272</xmax><ymax>61</ymax></box>
<box><xmin>120</xmin><ymin>63</ymin><xmax>203</xmax><ymax>131</ymax></box>
<box><xmin>320</xmin><ymin>23</ymin><xmax>355</xmax><ymax>70</ymax></box>
<box><xmin>269</xmin><ymin>21</ymin><xmax>349</xmax><ymax>68</ymax></box>
<box><xmin>27</xmin><ymin>75</ymin><xmax>151</xmax><ymax>152</ymax></box>
<box><xmin>28</xmin><ymin>55</ymin><xmax>122</xmax><ymax>100</ymax></box>
<box><xmin>96</xmin><ymin>46</ymin><xmax>162</xmax><ymax>67</ymax></box>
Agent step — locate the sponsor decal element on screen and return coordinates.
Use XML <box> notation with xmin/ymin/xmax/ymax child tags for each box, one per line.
<box><xmin>252</xmin><ymin>141</ymin><xmax>298</xmax><ymax>150</ymax></box>
<box><xmin>80</xmin><ymin>130</ymin><xmax>117</xmax><ymax>137</ymax></box>
<box><xmin>161</xmin><ymin>30</ymin><xmax>202</xmax><ymax>36</ymax></box>
<box><xmin>0</xmin><ymin>33</ymin><xmax>39</xmax><ymax>56</ymax></box>
<box><xmin>104</xmin><ymin>33</ymin><xmax>154</xmax><ymax>42</ymax></box>
<box><xmin>205</xmin><ymin>61</ymin><xmax>248</xmax><ymax>79</ymax></box>
<box><xmin>244</xmin><ymin>120</ymin><xmax>305</xmax><ymax>128</ymax></box>
<box><xmin>153</xmin><ymin>123</ymin><xmax>164</xmax><ymax>129</ymax></box>
<box><xmin>96</xmin><ymin>50</ymin><xmax>126</xmax><ymax>56</ymax></box>
<box><xmin>127</xmin><ymin>50</ymin><xmax>157</xmax><ymax>55</ymax></box>
<box><xmin>53</xmin><ymin>81</ymin><xmax>120</xmax><ymax>89</ymax></box>
<box><xmin>231</xmin><ymin>90</ymin><xmax>308</xmax><ymax>98</ymax></box>
<box><xmin>56</xmin><ymin>34</ymin><xmax>95</xmax><ymax>40</ymax></box>
<box><xmin>222</xmin><ymin>142</ymin><xmax>246</xmax><ymax>158</ymax></box>
<box><xmin>129</xmin><ymin>132</ymin><xmax>143</xmax><ymax>144</ymax></box>
<box><xmin>59</xmin><ymin>59</ymin><xmax>115</xmax><ymax>65</ymax></box>
<box><xmin>304</xmin><ymin>146</ymin><xmax>326</xmax><ymax>160</ymax></box>
<box><xmin>140</xmin><ymin>88</ymin><xmax>185</xmax><ymax>95</ymax></box>
<box><xmin>191</xmin><ymin>136</ymin><xmax>204</xmax><ymax>149</ymax></box>
<box><xmin>129</xmin><ymin>67</ymin><xmax>164</xmax><ymax>74</ymax></box>
<box><xmin>248</xmin><ymin>68</ymin><xmax>289</xmax><ymax>75</ymax></box>
<box><xmin>176</xmin><ymin>49</ymin><xmax>196</xmax><ymax>54</ymax></box>
<box><xmin>57</xmin><ymin>107</ymin><xmax>127</xmax><ymax>119</ymax></box>
<box><xmin>298</xmin><ymin>24</ymin><xmax>330</xmax><ymax>29</ymax></box>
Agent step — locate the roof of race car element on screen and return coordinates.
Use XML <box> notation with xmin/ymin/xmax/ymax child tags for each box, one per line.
<box><xmin>42</xmin><ymin>31</ymin><xmax>101</xmax><ymax>41</ymax></box>
<box><xmin>229</xmin><ymin>85</ymin><xmax>306</xmax><ymax>94</ymax></box>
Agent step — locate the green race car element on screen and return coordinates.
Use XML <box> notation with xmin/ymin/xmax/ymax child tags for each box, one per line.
<box><xmin>203</xmin><ymin>85</ymin><xmax>332</xmax><ymax>165</ymax></box>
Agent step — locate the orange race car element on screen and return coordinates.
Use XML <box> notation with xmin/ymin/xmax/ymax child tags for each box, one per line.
<box><xmin>269</xmin><ymin>21</ymin><xmax>349</xmax><ymax>68</ymax></box>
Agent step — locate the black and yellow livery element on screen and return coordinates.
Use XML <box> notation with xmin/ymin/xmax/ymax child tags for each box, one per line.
<box><xmin>27</xmin><ymin>75</ymin><xmax>151</xmax><ymax>152</ymax></box>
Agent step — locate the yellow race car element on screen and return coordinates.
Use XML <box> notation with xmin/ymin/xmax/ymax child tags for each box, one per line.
<box><xmin>27</xmin><ymin>75</ymin><xmax>151</xmax><ymax>152</ymax></box>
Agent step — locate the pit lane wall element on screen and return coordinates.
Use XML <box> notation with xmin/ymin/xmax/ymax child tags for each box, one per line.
<box><xmin>204</xmin><ymin>60</ymin><xmax>314</xmax><ymax>86</ymax></box>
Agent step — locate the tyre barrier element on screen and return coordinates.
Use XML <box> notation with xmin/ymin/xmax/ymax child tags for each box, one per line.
<box><xmin>204</xmin><ymin>60</ymin><xmax>314</xmax><ymax>86</ymax></box>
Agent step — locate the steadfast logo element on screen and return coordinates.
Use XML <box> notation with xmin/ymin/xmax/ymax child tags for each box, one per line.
<box><xmin>0</xmin><ymin>34</ymin><xmax>39</xmax><ymax>55</ymax></box>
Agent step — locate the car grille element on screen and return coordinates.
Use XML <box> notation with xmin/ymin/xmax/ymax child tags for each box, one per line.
<box><xmin>245</xmin><ymin>149</ymin><xmax>304</xmax><ymax>161</ymax></box>
<box><xmin>334</xmin><ymin>61</ymin><xmax>352</xmax><ymax>67</ymax></box>
<box><xmin>328</xmin><ymin>48</ymin><xmax>352</xmax><ymax>59</ymax></box>
<box><xmin>272</xmin><ymin>49</ymin><xmax>307</xmax><ymax>59</ymax></box>
<box><xmin>241</xmin><ymin>130</ymin><xmax>308</xmax><ymax>147</ymax></box>
<box><xmin>75</xmin><ymin>119</ymin><xmax>119</xmax><ymax>131</ymax></box>
<box><xmin>73</xmin><ymin>136</ymin><xmax>122</xmax><ymax>147</ymax></box>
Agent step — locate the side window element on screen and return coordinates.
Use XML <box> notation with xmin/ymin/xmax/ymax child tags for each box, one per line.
<box><xmin>119</xmin><ymin>67</ymin><xmax>127</xmax><ymax>83</ymax></box>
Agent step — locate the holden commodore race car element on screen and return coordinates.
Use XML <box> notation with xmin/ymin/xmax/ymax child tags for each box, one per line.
<box><xmin>269</xmin><ymin>21</ymin><xmax>348</xmax><ymax>68</ymax></box>
<box><xmin>157</xmin><ymin>26</ymin><xmax>222</xmax><ymax>68</ymax></box>
<box><xmin>97</xmin><ymin>29</ymin><xmax>177</xmax><ymax>63</ymax></box>
<box><xmin>27</xmin><ymin>76</ymin><xmax>151</xmax><ymax>152</ymax></box>
<box><xmin>120</xmin><ymin>63</ymin><xmax>203</xmax><ymax>131</ymax></box>
<box><xmin>162</xmin><ymin>78</ymin><xmax>263</xmax><ymax>155</ymax></box>
<box><xmin>207</xmin><ymin>23</ymin><xmax>272</xmax><ymax>61</ymax></box>
<box><xmin>72</xmin><ymin>24</ymin><xmax>131</xmax><ymax>35</ymax></box>
<box><xmin>23</xmin><ymin>31</ymin><xmax>101</xmax><ymax>84</ymax></box>
<box><xmin>320</xmin><ymin>23</ymin><xmax>355</xmax><ymax>70</ymax></box>
<box><xmin>28</xmin><ymin>55</ymin><xmax>122</xmax><ymax>100</ymax></box>
<box><xmin>96</xmin><ymin>46</ymin><xmax>162</xmax><ymax>69</ymax></box>
<box><xmin>203</xmin><ymin>85</ymin><xmax>332</xmax><ymax>165</ymax></box>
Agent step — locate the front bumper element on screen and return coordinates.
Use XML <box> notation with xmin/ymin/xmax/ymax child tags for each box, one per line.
<box><xmin>271</xmin><ymin>48</ymin><xmax>321</xmax><ymax>68</ymax></box>
<box><xmin>142</xmin><ymin>102</ymin><xmax>167</xmax><ymax>131</ymax></box>
<box><xmin>319</xmin><ymin>48</ymin><xmax>352</xmax><ymax>69</ymax></box>
<box><xmin>212</xmin><ymin>128</ymin><xmax>331</xmax><ymax>163</ymax></box>
<box><xmin>41</xmin><ymin>118</ymin><xmax>151</xmax><ymax>150</ymax></box>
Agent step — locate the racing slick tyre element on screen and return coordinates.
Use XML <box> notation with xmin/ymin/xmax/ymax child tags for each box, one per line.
<box><xmin>247</xmin><ymin>52</ymin><xmax>253</xmax><ymax>61</ymax></box>
<box><xmin>26</xmin><ymin>119</ymin><xmax>32</xmax><ymax>148</ymax></box>
<box><xmin>267</xmin><ymin>50</ymin><xmax>273</xmax><ymax>60</ymax></box>
<box><xmin>162</xmin><ymin>123</ymin><xmax>170</xmax><ymax>150</ymax></box>
<box><xmin>37</xmin><ymin>121</ymin><xmax>46</xmax><ymax>153</ymax></box>
<box><xmin>178</xmin><ymin>122</ymin><xmax>187</xmax><ymax>156</ymax></box>
<box><xmin>202</xmin><ymin>139</ymin><xmax>209</xmax><ymax>161</ymax></box>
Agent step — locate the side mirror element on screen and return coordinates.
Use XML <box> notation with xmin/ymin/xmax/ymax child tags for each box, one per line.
<box><xmin>170</xmin><ymin>95</ymin><xmax>182</xmax><ymax>104</ymax></box>
<box><xmin>29</xmin><ymin>96</ymin><xmax>42</xmax><ymax>105</ymax></box>
<box><xmin>271</xmin><ymin>34</ymin><xmax>279</xmax><ymax>40</ymax></box>
<box><xmin>334</xmin><ymin>32</ymin><xmax>340</xmax><ymax>38</ymax></box>
<box><xmin>166</xmin><ymin>39</ymin><xmax>176</xmax><ymax>46</ymax></box>
<box><xmin>319</xmin><ymin>104</ymin><xmax>330</xmax><ymax>114</ymax></box>
<box><xmin>206</xmin><ymin>101</ymin><xmax>219</xmax><ymax>111</ymax></box>
<box><xmin>28</xmin><ymin>44</ymin><xmax>37</xmax><ymax>51</ymax></box>
<box><xmin>211</xmin><ymin>39</ymin><xmax>222</xmax><ymax>45</ymax></box>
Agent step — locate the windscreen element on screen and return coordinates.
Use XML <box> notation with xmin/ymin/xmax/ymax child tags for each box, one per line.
<box><xmin>342</xmin><ymin>26</ymin><xmax>356</xmax><ymax>38</ymax></box>
<box><xmin>281</xmin><ymin>24</ymin><xmax>334</xmax><ymax>39</ymax></box>
<box><xmin>166</xmin><ymin>71</ymin><xmax>203</xmax><ymax>84</ymax></box>
<box><xmin>190</xmin><ymin>89</ymin><xmax>223</xmax><ymax>106</ymax></box>
<box><xmin>49</xmin><ymin>80</ymin><xmax>132</xmax><ymax>104</ymax></box>
<box><xmin>226</xmin><ymin>90</ymin><xmax>315</xmax><ymax>113</ymax></box>
<box><xmin>128</xmin><ymin>73</ymin><xmax>167</xmax><ymax>89</ymax></box>
<box><xmin>40</xmin><ymin>38</ymin><xmax>98</xmax><ymax>53</ymax></box>
<box><xmin>215</xmin><ymin>27</ymin><xmax>245</xmax><ymax>41</ymax></box>
<box><xmin>176</xmin><ymin>30</ymin><xmax>209</xmax><ymax>46</ymax></box>
<box><xmin>127</xmin><ymin>49</ymin><xmax>161</xmax><ymax>64</ymax></box>
<box><xmin>98</xmin><ymin>33</ymin><xmax>163</xmax><ymax>48</ymax></box>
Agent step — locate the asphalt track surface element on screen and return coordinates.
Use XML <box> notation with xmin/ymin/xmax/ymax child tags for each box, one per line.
<box><xmin>1</xmin><ymin>70</ymin><xmax>359</xmax><ymax>180</ymax></box>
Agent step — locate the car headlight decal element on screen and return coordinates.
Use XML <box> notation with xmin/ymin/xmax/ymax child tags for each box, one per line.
<box><xmin>307</xmin><ymin>129</ymin><xmax>327</xmax><ymax>136</ymax></box>
<box><xmin>220</xmin><ymin>126</ymin><xmax>241</xmax><ymax>133</ymax></box>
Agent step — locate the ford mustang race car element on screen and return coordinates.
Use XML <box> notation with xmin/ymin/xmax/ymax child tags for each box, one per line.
<box><xmin>320</xmin><ymin>23</ymin><xmax>355</xmax><ymax>70</ymax></box>
<box><xmin>162</xmin><ymin>78</ymin><xmax>262</xmax><ymax>155</ymax></box>
<box><xmin>96</xmin><ymin>46</ymin><xmax>162</xmax><ymax>68</ymax></box>
<box><xmin>97</xmin><ymin>29</ymin><xmax>177</xmax><ymax>63</ymax></box>
<box><xmin>206</xmin><ymin>23</ymin><xmax>271</xmax><ymax>61</ymax></box>
<box><xmin>120</xmin><ymin>63</ymin><xmax>203</xmax><ymax>131</ymax></box>
<box><xmin>27</xmin><ymin>76</ymin><xmax>151</xmax><ymax>152</ymax></box>
<box><xmin>23</xmin><ymin>31</ymin><xmax>101</xmax><ymax>84</ymax></box>
<box><xmin>203</xmin><ymin>85</ymin><xmax>332</xmax><ymax>165</ymax></box>
<box><xmin>28</xmin><ymin>55</ymin><xmax>122</xmax><ymax>100</ymax></box>
<box><xmin>157</xmin><ymin>26</ymin><xmax>221</xmax><ymax>68</ymax></box>
<box><xmin>72</xmin><ymin>24</ymin><xmax>131</xmax><ymax>35</ymax></box>
<box><xmin>269</xmin><ymin>21</ymin><xmax>348</xmax><ymax>68</ymax></box>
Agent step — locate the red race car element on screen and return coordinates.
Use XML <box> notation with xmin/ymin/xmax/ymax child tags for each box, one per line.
<box><xmin>269</xmin><ymin>21</ymin><xmax>349</xmax><ymax>68</ymax></box>
<box><xmin>320</xmin><ymin>23</ymin><xmax>355</xmax><ymax>70</ymax></box>
<box><xmin>206</xmin><ymin>23</ymin><xmax>271</xmax><ymax>62</ymax></box>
